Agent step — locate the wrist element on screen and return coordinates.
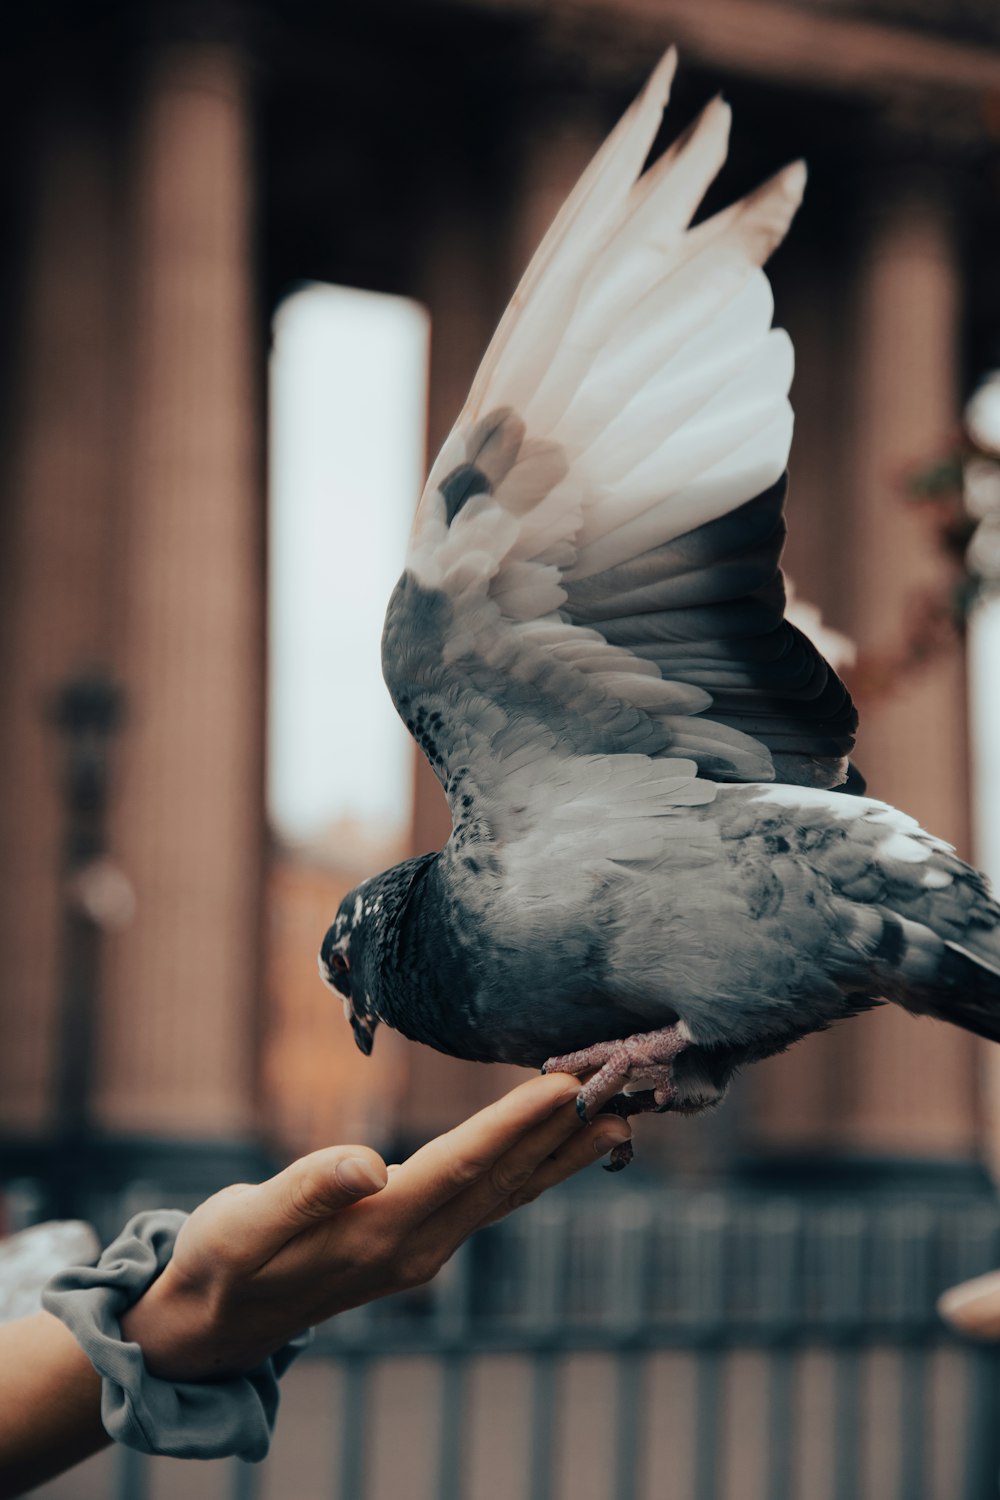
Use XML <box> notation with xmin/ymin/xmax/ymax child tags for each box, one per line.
<box><xmin>119</xmin><ymin>1264</ymin><xmax>216</xmax><ymax>1382</ymax></box>
<box><xmin>44</xmin><ymin>1210</ymin><xmax>311</xmax><ymax>1461</ymax></box>
<box><xmin>121</xmin><ymin>1264</ymin><xmax>298</xmax><ymax>1383</ymax></box>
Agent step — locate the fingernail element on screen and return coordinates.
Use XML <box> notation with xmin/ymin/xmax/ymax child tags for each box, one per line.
<box><xmin>336</xmin><ymin>1157</ymin><xmax>386</xmax><ymax>1195</ymax></box>
<box><xmin>593</xmin><ymin>1129</ymin><xmax>630</xmax><ymax>1156</ymax></box>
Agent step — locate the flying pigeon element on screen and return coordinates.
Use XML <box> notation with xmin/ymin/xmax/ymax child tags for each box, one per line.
<box><xmin>319</xmin><ymin>51</ymin><xmax>1000</xmax><ymax>1164</ymax></box>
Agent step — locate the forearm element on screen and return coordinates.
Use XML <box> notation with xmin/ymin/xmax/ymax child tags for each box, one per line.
<box><xmin>0</xmin><ymin>1311</ymin><xmax>110</xmax><ymax>1498</ymax></box>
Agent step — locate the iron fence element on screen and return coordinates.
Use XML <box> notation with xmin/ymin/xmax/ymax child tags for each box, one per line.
<box><xmin>63</xmin><ymin>1179</ymin><xmax>1000</xmax><ymax>1500</ymax></box>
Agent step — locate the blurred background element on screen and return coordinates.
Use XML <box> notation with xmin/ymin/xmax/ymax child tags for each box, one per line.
<box><xmin>4</xmin><ymin>0</ymin><xmax>1000</xmax><ymax>1496</ymax></box>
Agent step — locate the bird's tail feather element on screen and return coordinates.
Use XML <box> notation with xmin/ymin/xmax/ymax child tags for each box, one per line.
<box><xmin>877</xmin><ymin>910</ymin><xmax>1000</xmax><ymax>1044</ymax></box>
<box><xmin>927</xmin><ymin>941</ymin><xmax>1000</xmax><ymax>1044</ymax></box>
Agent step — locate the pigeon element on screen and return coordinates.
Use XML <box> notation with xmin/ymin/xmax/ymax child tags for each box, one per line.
<box><xmin>319</xmin><ymin>50</ymin><xmax>1000</xmax><ymax>1163</ymax></box>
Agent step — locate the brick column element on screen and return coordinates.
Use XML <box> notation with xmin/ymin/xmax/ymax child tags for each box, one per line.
<box><xmin>98</xmin><ymin>44</ymin><xmax>263</xmax><ymax>1138</ymax></box>
<box><xmin>400</xmin><ymin>110</ymin><xmax>607</xmax><ymax>1138</ymax></box>
<box><xmin>410</xmin><ymin>200</ymin><xmax>495</xmax><ymax>862</ymax></box>
<box><xmin>748</xmin><ymin>172</ymin><xmax>979</xmax><ymax>1160</ymax></box>
<box><xmin>0</xmin><ymin>113</ymin><xmax>118</xmax><ymax>1132</ymax></box>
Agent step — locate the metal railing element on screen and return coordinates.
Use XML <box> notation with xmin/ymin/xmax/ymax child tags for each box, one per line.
<box><xmin>93</xmin><ymin>1179</ymin><xmax>1000</xmax><ymax>1500</ymax></box>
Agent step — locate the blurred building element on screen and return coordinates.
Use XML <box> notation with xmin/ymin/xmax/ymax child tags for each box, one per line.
<box><xmin>2</xmin><ymin>0</ymin><xmax>1000</xmax><ymax>1207</ymax></box>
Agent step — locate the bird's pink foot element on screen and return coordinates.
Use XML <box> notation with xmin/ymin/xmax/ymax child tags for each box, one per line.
<box><xmin>543</xmin><ymin>1024</ymin><xmax>689</xmax><ymax>1126</ymax></box>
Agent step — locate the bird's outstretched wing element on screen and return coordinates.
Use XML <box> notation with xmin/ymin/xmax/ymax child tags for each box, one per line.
<box><xmin>382</xmin><ymin>50</ymin><xmax>856</xmax><ymax>837</ymax></box>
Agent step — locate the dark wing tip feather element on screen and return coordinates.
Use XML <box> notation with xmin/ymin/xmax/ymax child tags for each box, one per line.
<box><xmin>562</xmin><ymin>477</ymin><xmax>858</xmax><ymax>790</ymax></box>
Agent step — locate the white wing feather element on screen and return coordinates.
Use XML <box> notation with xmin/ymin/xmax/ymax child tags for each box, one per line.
<box><xmin>383</xmin><ymin>52</ymin><xmax>854</xmax><ymax>840</ymax></box>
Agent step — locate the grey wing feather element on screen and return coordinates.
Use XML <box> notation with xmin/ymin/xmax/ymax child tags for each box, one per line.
<box><xmin>563</xmin><ymin>479</ymin><xmax>857</xmax><ymax>787</ymax></box>
<box><xmin>381</xmin><ymin>54</ymin><xmax>856</xmax><ymax>840</ymax></box>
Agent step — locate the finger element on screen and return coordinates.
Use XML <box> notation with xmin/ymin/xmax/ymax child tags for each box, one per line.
<box><xmin>479</xmin><ymin>1117</ymin><xmax>633</xmax><ymax>1228</ymax></box>
<box><xmin>387</xmin><ymin>1072</ymin><xmax>581</xmax><ymax>1228</ymax></box>
<box><xmin>409</xmin><ymin>1093</ymin><xmax>602</xmax><ymax>1251</ymax></box>
<box><xmin>214</xmin><ymin>1146</ymin><xmax>389</xmax><ymax>1268</ymax></box>
<box><xmin>938</xmin><ymin>1270</ymin><xmax>1000</xmax><ymax>1339</ymax></box>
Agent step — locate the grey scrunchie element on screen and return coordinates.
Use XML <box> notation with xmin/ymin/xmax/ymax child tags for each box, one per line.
<box><xmin>42</xmin><ymin>1209</ymin><xmax>312</xmax><ymax>1462</ymax></box>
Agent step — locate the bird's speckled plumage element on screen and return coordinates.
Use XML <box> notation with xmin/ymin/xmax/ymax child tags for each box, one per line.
<box><xmin>318</xmin><ymin>52</ymin><xmax>1000</xmax><ymax>1116</ymax></box>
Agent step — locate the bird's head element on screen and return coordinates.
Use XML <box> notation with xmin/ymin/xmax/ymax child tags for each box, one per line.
<box><xmin>318</xmin><ymin>885</ymin><xmax>380</xmax><ymax>1056</ymax></box>
<box><xmin>318</xmin><ymin>855</ymin><xmax>436</xmax><ymax>1057</ymax></box>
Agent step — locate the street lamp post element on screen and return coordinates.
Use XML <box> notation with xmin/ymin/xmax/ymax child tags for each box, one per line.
<box><xmin>48</xmin><ymin>673</ymin><xmax>125</xmax><ymax>1220</ymax></box>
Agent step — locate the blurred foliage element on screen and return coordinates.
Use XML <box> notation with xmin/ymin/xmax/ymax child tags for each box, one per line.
<box><xmin>841</xmin><ymin>417</ymin><xmax>999</xmax><ymax>706</ymax></box>
<box><xmin>906</xmin><ymin>425</ymin><xmax>1000</xmax><ymax>620</ymax></box>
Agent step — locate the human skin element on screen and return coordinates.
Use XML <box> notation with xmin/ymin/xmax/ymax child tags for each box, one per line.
<box><xmin>938</xmin><ymin>1269</ymin><xmax>1000</xmax><ymax>1340</ymax></box>
<box><xmin>0</xmin><ymin>1072</ymin><xmax>629</xmax><ymax>1496</ymax></box>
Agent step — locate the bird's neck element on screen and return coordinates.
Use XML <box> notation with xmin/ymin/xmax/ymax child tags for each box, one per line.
<box><xmin>361</xmin><ymin>853</ymin><xmax>437</xmax><ymax>974</ymax></box>
<box><xmin>368</xmin><ymin>853</ymin><xmax>489</xmax><ymax>1060</ymax></box>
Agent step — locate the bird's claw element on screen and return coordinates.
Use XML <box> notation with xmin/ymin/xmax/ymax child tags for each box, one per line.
<box><xmin>599</xmin><ymin>1089</ymin><xmax>658</xmax><ymax>1119</ymax></box>
<box><xmin>545</xmin><ymin>1025</ymin><xmax>688</xmax><ymax>1120</ymax></box>
<box><xmin>603</xmin><ymin>1139</ymin><xmax>634</xmax><ymax>1172</ymax></box>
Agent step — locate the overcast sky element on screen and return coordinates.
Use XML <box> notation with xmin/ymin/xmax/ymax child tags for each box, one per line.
<box><xmin>268</xmin><ymin>283</ymin><xmax>429</xmax><ymax>852</ymax></box>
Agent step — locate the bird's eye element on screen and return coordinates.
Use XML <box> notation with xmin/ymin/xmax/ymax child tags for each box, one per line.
<box><xmin>331</xmin><ymin>953</ymin><xmax>349</xmax><ymax>973</ymax></box>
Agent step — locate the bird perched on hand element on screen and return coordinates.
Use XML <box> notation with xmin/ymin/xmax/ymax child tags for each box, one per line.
<box><xmin>320</xmin><ymin>51</ymin><xmax>1000</xmax><ymax>1164</ymax></box>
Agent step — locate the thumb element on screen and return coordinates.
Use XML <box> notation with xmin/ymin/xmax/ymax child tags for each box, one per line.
<box><xmin>225</xmin><ymin>1146</ymin><xmax>389</xmax><ymax>1265</ymax></box>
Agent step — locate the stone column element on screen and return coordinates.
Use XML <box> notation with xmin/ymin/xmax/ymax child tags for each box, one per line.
<box><xmin>0</xmin><ymin>112</ymin><xmax>118</xmax><ymax>1133</ymax></box>
<box><xmin>98</xmin><ymin>44</ymin><xmax>263</xmax><ymax>1139</ymax></box>
<box><xmin>410</xmin><ymin>198</ymin><xmax>494</xmax><ymax>862</ymax></box>
<box><xmin>411</xmin><ymin>99</ymin><xmax>606</xmax><ymax>862</ymax></box>
<box><xmin>748</xmin><ymin>170</ymin><xmax>980</xmax><ymax>1160</ymax></box>
<box><xmin>401</xmin><ymin>109</ymin><xmax>605</xmax><ymax>1137</ymax></box>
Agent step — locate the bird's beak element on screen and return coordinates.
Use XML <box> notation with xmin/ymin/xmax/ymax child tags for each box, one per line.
<box><xmin>351</xmin><ymin>1012</ymin><xmax>377</xmax><ymax>1056</ymax></box>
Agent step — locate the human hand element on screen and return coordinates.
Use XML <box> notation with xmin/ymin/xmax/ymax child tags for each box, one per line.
<box><xmin>120</xmin><ymin>1072</ymin><xmax>630</xmax><ymax>1381</ymax></box>
<box><xmin>938</xmin><ymin>1270</ymin><xmax>1000</xmax><ymax>1340</ymax></box>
